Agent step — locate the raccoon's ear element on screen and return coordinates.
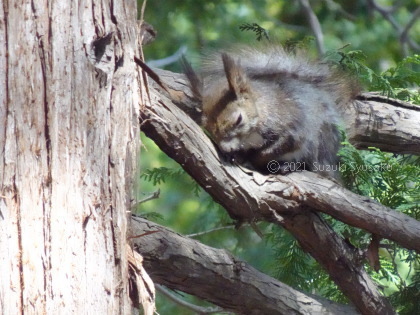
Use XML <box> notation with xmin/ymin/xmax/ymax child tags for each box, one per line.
<box><xmin>221</xmin><ymin>53</ymin><xmax>251</xmax><ymax>98</ymax></box>
<box><xmin>181</xmin><ymin>57</ymin><xmax>203</xmax><ymax>101</ymax></box>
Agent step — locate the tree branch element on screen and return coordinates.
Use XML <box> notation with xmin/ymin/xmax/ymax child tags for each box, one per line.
<box><xmin>155</xmin><ymin>285</ymin><xmax>229</xmax><ymax>314</ymax></box>
<box><xmin>324</xmin><ymin>0</ymin><xmax>356</xmax><ymax>21</ymax></box>
<box><xmin>367</xmin><ymin>0</ymin><xmax>420</xmax><ymax>54</ymax></box>
<box><xmin>132</xmin><ymin>217</ymin><xmax>358</xmax><ymax>315</ymax></box>
<box><xmin>348</xmin><ymin>94</ymin><xmax>420</xmax><ymax>155</ymax></box>
<box><xmin>298</xmin><ymin>0</ymin><xmax>325</xmax><ymax>55</ymax></box>
<box><xmin>145</xmin><ymin>77</ymin><xmax>420</xmax><ymax>249</ymax></box>
<box><xmin>271</xmin><ymin>171</ymin><xmax>420</xmax><ymax>252</ymax></box>
<box><xmin>400</xmin><ymin>6</ymin><xmax>420</xmax><ymax>52</ymax></box>
<box><xmin>147</xmin><ymin>45</ymin><xmax>188</xmax><ymax>68</ymax></box>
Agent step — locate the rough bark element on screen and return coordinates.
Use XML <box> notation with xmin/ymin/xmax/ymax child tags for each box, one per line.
<box><xmin>347</xmin><ymin>93</ymin><xmax>420</xmax><ymax>154</ymax></box>
<box><xmin>0</xmin><ymin>0</ymin><xmax>142</xmax><ymax>313</ymax></box>
<box><xmin>132</xmin><ymin>216</ymin><xmax>359</xmax><ymax>315</ymax></box>
<box><xmin>136</xmin><ymin>77</ymin><xmax>420</xmax><ymax>313</ymax></box>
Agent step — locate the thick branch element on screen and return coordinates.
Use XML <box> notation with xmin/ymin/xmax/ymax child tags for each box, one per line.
<box><xmin>281</xmin><ymin>171</ymin><xmax>420</xmax><ymax>252</ymax></box>
<box><xmin>140</xmin><ymin>84</ymin><xmax>397</xmax><ymax>314</ymax></box>
<box><xmin>132</xmin><ymin>217</ymin><xmax>358</xmax><ymax>315</ymax></box>
<box><xmin>367</xmin><ymin>0</ymin><xmax>420</xmax><ymax>52</ymax></box>
<box><xmin>348</xmin><ymin>94</ymin><xmax>420</xmax><ymax>155</ymax></box>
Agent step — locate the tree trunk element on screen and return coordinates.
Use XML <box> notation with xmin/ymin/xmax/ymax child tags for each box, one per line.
<box><xmin>0</xmin><ymin>0</ymin><xmax>142</xmax><ymax>313</ymax></box>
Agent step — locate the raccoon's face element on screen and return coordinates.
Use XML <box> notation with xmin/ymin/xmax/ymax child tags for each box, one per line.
<box><xmin>204</xmin><ymin>98</ymin><xmax>264</xmax><ymax>153</ymax></box>
<box><xmin>187</xmin><ymin>52</ymin><xmax>266</xmax><ymax>153</ymax></box>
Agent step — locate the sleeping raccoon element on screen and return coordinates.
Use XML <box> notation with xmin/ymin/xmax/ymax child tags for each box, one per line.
<box><xmin>184</xmin><ymin>46</ymin><xmax>359</xmax><ymax>178</ymax></box>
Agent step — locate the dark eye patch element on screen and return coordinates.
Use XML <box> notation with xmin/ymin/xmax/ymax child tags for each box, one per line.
<box><xmin>235</xmin><ymin>114</ymin><xmax>243</xmax><ymax>126</ymax></box>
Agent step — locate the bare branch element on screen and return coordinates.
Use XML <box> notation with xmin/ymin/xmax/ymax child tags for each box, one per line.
<box><xmin>147</xmin><ymin>46</ymin><xmax>188</xmax><ymax>68</ymax></box>
<box><xmin>298</xmin><ymin>0</ymin><xmax>325</xmax><ymax>55</ymax></box>
<box><xmin>156</xmin><ymin>285</ymin><xmax>230</xmax><ymax>314</ymax></box>
<box><xmin>367</xmin><ymin>0</ymin><xmax>401</xmax><ymax>29</ymax></box>
<box><xmin>272</xmin><ymin>170</ymin><xmax>420</xmax><ymax>252</ymax></box>
<box><xmin>400</xmin><ymin>6</ymin><xmax>420</xmax><ymax>51</ymax></box>
<box><xmin>133</xmin><ymin>189</ymin><xmax>160</xmax><ymax>206</ymax></box>
<box><xmin>132</xmin><ymin>217</ymin><xmax>359</xmax><ymax>315</ymax></box>
<box><xmin>187</xmin><ymin>225</ymin><xmax>236</xmax><ymax>238</ymax></box>
<box><xmin>367</xmin><ymin>0</ymin><xmax>420</xmax><ymax>54</ymax></box>
<box><xmin>324</xmin><ymin>0</ymin><xmax>356</xmax><ymax>20</ymax></box>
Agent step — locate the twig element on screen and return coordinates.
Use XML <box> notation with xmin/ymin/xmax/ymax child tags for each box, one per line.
<box><xmin>400</xmin><ymin>6</ymin><xmax>420</xmax><ymax>52</ymax></box>
<box><xmin>137</xmin><ymin>0</ymin><xmax>151</xmax><ymax>106</ymax></box>
<box><xmin>132</xmin><ymin>189</ymin><xmax>160</xmax><ymax>207</ymax></box>
<box><xmin>367</xmin><ymin>0</ymin><xmax>420</xmax><ymax>55</ymax></box>
<box><xmin>147</xmin><ymin>45</ymin><xmax>188</xmax><ymax>68</ymax></box>
<box><xmin>324</xmin><ymin>0</ymin><xmax>356</xmax><ymax>21</ymax></box>
<box><xmin>298</xmin><ymin>0</ymin><xmax>325</xmax><ymax>55</ymax></box>
<box><xmin>187</xmin><ymin>225</ymin><xmax>236</xmax><ymax>238</ymax></box>
<box><xmin>389</xmin><ymin>0</ymin><xmax>406</xmax><ymax>13</ymax></box>
<box><xmin>156</xmin><ymin>285</ymin><xmax>232</xmax><ymax>314</ymax></box>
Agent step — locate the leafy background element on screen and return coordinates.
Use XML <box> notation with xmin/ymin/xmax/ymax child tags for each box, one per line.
<box><xmin>137</xmin><ymin>0</ymin><xmax>419</xmax><ymax>314</ymax></box>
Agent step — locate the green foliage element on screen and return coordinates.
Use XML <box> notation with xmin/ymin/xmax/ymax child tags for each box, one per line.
<box><xmin>266</xmin><ymin>226</ymin><xmax>348</xmax><ymax>303</ymax></box>
<box><xmin>141</xmin><ymin>167</ymin><xmax>185</xmax><ymax>185</ymax></box>
<box><xmin>337</xmin><ymin>143</ymin><xmax>420</xmax><ymax>306</ymax></box>
<box><xmin>339</xmin><ymin>146</ymin><xmax>420</xmax><ymax>215</ymax></box>
<box><xmin>327</xmin><ymin>50</ymin><xmax>420</xmax><ymax>101</ymax></box>
<box><xmin>141</xmin><ymin>167</ymin><xmax>202</xmax><ymax>197</ymax></box>
<box><xmin>239</xmin><ymin>22</ymin><xmax>270</xmax><ymax>41</ymax></box>
<box><xmin>390</xmin><ymin>271</ymin><xmax>420</xmax><ymax>315</ymax></box>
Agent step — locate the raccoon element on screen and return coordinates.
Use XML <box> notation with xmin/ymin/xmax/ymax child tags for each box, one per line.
<box><xmin>184</xmin><ymin>46</ymin><xmax>359</xmax><ymax>178</ymax></box>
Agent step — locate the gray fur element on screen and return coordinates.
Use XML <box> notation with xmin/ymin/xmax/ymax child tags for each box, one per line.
<box><xmin>185</xmin><ymin>46</ymin><xmax>359</xmax><ymax>178</ymax></box>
